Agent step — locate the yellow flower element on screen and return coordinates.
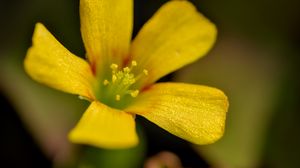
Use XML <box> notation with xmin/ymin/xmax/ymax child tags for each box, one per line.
<box><xmin>24</xmin><ymin>0</ymin><xmax>228</xmax><ymax>149</ymax></box>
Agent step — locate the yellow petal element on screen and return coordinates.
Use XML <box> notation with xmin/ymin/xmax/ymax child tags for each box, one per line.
<box><xmin>125</xmin><ymin>83</ymin><xmax>228</xmax><ymax>144</ymax></box>
<box><xmin>130</xmin><ymin>1</ymin><xmax>217</xmax><ymax>87</ymax></box>
<box><xmin>24</xmin><ymin>23</ymin><xmax>95</xmax><ymax>99</ymax></box>
<box><xmin>80</xmin><ymin>0</ymin><xmax>133</xmax><ymax>73</ymax></box>
<box><xmin>69</xmin><ymin>101</ymin><xmax>138</xmax><ymax>149</ymax></box>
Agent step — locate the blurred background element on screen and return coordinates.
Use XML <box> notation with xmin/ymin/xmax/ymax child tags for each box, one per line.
<box><xmin>1</xmin><ymin>0</ymin><xmax>300</xmax><ymax>167</ymax></box>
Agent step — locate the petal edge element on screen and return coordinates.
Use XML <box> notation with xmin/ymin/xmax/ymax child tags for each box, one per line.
<box><xmin>69</xmin><ymin>101</ymin><xmax>138</xmax><ymax>149</ymax></box>
<box><xmin>24</xmin><ymin>23</ymin><xmax>95</xmax><ymax>99</ymax></box>
<box><xmin>80</xmin><ymin>0</ymin><xmax>133</xmax><ymax>74</ymax></box>
<box><xmin>126</xmin><ymin>83</ymin><xmax>228</xmax><ymax>144</ymax></box>
<box><xmin>130</xmin><ymin>1</ymin><xmax>217</xmax><ymax>87</ymax></box>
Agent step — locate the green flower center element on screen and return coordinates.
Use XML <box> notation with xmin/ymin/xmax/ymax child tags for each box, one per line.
<box><xmin>97</xmin><ymin>60</ymin><xmax>148</xmax><ymax>109</ymax></box>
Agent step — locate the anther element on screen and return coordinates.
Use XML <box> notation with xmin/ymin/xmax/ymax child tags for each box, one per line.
<box><xmin>115</xmin><ymin>94</ymin><xmax>121</xmax><ymax>101</ymax></box>
<box><xmin>103</xmin><ymin>79</ymin><xmax>109</xmax><ymax>86</ymax></box>
<box><xmin>143</xmin><ymin>69</ymin><xmax>148</xmax><ymax>75</ymax></box>
<box><xmin>130</xmin><ymin>90</ymin><xmax>139</xmax><ymax>97</ymax></box>
<box><xmin>131</xmin><ymin>60</ymin><xmax>137</xmax><ymax>67</ymax></box>
<box><xmin>112</xmin><ymin>75</ymin><xmax>117</xmax><ymax>83</ymax></box>
<box><xmin>123</xmin><ymin>67</ymin><xmax>130</xmax><ymax>73</ymax></box>
<box><xmin>110</xmin><ymin>63</ymin><xmax>118</xmax><ymax>70</ymax></box>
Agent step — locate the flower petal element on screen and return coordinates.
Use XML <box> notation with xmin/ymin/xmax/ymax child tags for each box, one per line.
<box><xmin>24</xmin><ymin>23</ymin><xmax>95</xmax><ymax>99</ymax></box>
<box><xmin>80</xmin><ymin>0</ymin><xmax>133</xmax><ymax>72</ymax></box>
<box><xmin>130</xmin><ymin>1</ymin><xmax>217</xmax><ymax>87</ymax></box>
<box><xmin>125</xmin><ymin>83</ymin><xmax>228</xmax><ymax>144</ymax></box>
<box><xmin>69</xmin><ymin>101</ymin><xmax>138</xmax><ymax>149</ymax></box>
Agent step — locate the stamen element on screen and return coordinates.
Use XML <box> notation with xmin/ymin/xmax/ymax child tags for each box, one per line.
<box><xmin>131</xmin><ymin>60</ymin><xmax>137</xmax><ymax>67</ymax></box>
<box><xmin>112</xmin><ymin>75</ymin><xmax>117</xmax><ymax>83</ymax></box>
<box><xmin>123</xmin><ymin>67</ymin><xmax>130</xmax><ymax>73</ymax></box>
<box><xmin>115</xmin><ymin>94</ymin><xmax>121</xmax><ymax>101</ymax></box>
<box><xmin>130</xmin><ymin>90</ymin><xmax>139</xmax><ymax>97</ymax></box>
<box><xmin>103</xmin><ymin>79</ymin><xmax>109</xmax><ymax>86</ymax></box>
<box><xmin>103</xmin><ymin>61</ymin><xmax>148</xmax><ymax>104</ymax></box>
<box><xmin>110</xmin><ymin>64</ymin><xmax>118</xmax><ymax>70</ymax></box>
<box><xmin>143</xmin><ymin>69</ymin><xmax>148</xmax><ymax>76</ymax></box>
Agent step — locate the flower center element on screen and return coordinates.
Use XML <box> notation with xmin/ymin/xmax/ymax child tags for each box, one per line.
<box><xmin>98</xmin><ymin>60</ymin><xmax>148</xmax><ymax>109</ymax></box>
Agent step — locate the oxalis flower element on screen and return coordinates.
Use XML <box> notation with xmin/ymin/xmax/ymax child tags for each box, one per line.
<box><xmin>24</xmin><ymin>0</ymin><xmax>229</xmax><ymax>149</ymax></box>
